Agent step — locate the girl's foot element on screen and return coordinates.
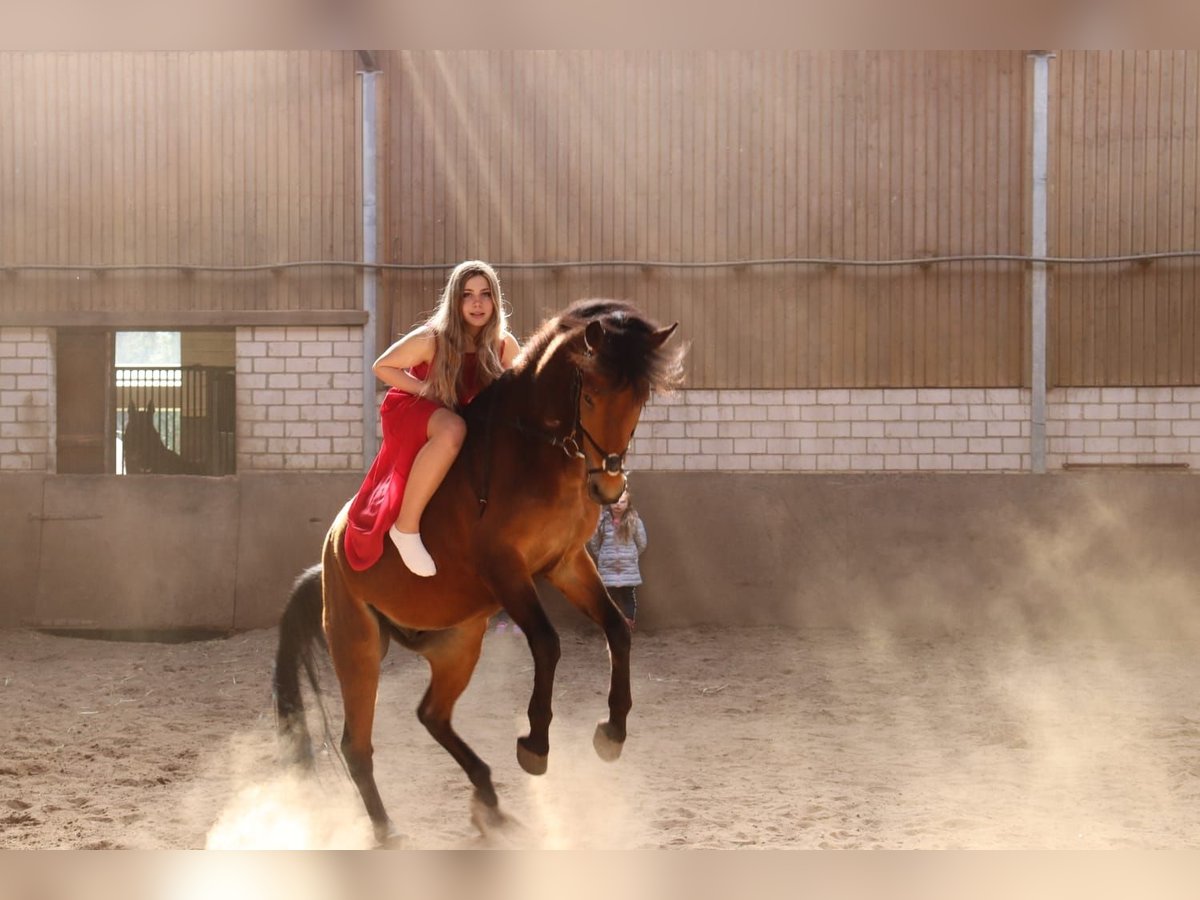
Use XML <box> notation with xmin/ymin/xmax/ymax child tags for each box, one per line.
<box><xmin>389</xmin><ymin>527</ymin><xmax>437</xmax><ymax>577</ymax></box>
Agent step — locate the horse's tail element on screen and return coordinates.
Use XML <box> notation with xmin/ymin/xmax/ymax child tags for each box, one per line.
<box><xmin>273</xmin><ymin>564</ymin><xmax>328</xmax><ymax>768</ymax></box>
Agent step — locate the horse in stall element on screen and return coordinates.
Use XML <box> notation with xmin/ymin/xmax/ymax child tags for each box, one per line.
<box><xmin>123</xmin><ymin>402</ymin><xmax>205</xmax><ymax>475</ymax></box>
<box><xmin>273</xmin><ymin>299</ymin><xmax>684</xmax><ymax>843</ymax></box>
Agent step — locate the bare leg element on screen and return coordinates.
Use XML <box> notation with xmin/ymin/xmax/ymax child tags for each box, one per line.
<box><xmin>392</xmin><ymin>408</ymin><xmax>466</xmax><ymax>576</ymax></box>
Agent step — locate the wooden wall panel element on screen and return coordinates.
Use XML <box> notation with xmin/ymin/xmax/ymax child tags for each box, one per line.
<box><xmin>1051</xmin><ymin>51</ymin><xmax>1200</xmax><ymax>386</ymax></box>
<box><xmin>8</xmin><ymin>52</ymin><xmax>1198</xmax><ymax>388</ymax></box>
<box><xmin>0</xmin><ymin>51</ymin><xmax>361</xmax><ymax>317</ymax></box>
<box><xmin>379</xmin><ymin>51</ymin><xmax>1030</xmax><ymax>389</ymax></box>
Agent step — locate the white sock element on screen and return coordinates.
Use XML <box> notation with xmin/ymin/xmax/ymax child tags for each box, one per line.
<box><xmin>389</xmin><ymin>527</ymin><xmax>437</xmax><ymax>577</ymax></box>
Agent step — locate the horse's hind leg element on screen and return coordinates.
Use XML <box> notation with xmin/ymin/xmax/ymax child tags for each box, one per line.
<box><xmin>414</xmin><ymin>617</ymin><xmax>504</xmax><ymax>830</ymax></box>
<box><xmin>323</xmin><ymin>574</ymin><xmax>394</xmax><ymax>844</ymax></box>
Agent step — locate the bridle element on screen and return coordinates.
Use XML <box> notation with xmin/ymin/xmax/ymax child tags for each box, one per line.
<box><xmin>472</xmin><ymin>346</ymin><xmax>631</xmax><ymax>515</ymax></box>
<box><xmin>541</xmin><ymin>363</ymin><xmax>629</xmax><ymax>478</ymax></box>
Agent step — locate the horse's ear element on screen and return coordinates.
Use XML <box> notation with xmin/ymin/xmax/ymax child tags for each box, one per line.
<box><xmin>649</xmin><ymin>322</ymin><xmax>679</xmax><ymax>348</ymax></box>
<box><xmin>146</xmin><ymin>400</ymin><xmax>155</xmax><ymax>416</ymax></box>
<box><xmin>127</xmin><ymin>403</ymin><xmax>136</xmax><ymax>417</ymax></box>
<box><xmin>583</xmin><ymin>319</ymin><xmax>606</xmax><ymax>355</ymax></box>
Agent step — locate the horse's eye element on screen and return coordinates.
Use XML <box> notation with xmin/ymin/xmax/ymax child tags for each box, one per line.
<box><xmin>583</xmin><ymin>393</ymin><xmax>595</xmax><ymax>408</ymax></box>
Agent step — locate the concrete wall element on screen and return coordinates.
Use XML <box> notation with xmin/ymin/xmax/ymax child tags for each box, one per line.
<box><xmin>632</xmin><ymin>471</ymin><xmax>1200</xmax><ymax>639</ymax></box>
<box><xmin>3</xmin><ymin>471</ymin><xmax>1199</xmax><ymax>640</ymax></box>
<box><xmin>0</xmin><ymin>473</ymin><xmax>359</xmax><ymax>631</ymax></box>
<box><xmin>0</xmin><ymin>475</ymin><xmax>45</xmax><ymax>625</ymax></box>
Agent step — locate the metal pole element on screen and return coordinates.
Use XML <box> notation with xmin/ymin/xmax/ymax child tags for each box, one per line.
<box><xmin>360</xmin><ymin>67</ymin><xmax>380</xmax><ymax>470</ymax></box>
<box><xmin>1029</xmin><ymin>51</ymin><xmax>1053</xmax><ymax>474</ymax></box>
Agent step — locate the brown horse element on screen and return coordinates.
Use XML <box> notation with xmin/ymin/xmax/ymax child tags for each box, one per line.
<box><xmin>273</xmin><ymin>299</ymin><xmax>684</xmax><ymax>843</ymax></box>
<box><xmin>123</xmin><ymin>402</ymin><xmax>205</xmax><ymax>475</ymax></box>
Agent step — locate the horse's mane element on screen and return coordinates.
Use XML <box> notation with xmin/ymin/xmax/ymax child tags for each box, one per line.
<box><xmin>514</xmin><ymin>299</ymin><xmax>685</xmax><ymax>400</ymax></box>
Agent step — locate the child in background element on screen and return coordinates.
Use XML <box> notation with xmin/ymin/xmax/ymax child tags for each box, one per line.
<box><xmin>587</xmin><ymin>488</ymin><xmax>647</xmax><ymax>629</ymax></box>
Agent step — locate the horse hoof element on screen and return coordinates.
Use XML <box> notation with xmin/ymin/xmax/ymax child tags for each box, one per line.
<box><xmin>516</xmin><ymin>739</ymin><xmax>549</xmax><ymax>775</ymax></box>
<box><xmin>280</xmin><ymin>747</ymin><xmax>315</xmax><ymax>773</ymax></box>
<box><xmin>592</xmin><ymin>721</ymin><xmax>625</xmax><ymax>762</ymax></box>
<box><xmin>277</xmin><ymin>724</ymin><xmax>315</xmax><ymax>771</ymax></box>
<box><xmin>470</xmin><ymin>794</ymin><xmax>508</xmax><ymax>836</ymax></box>
<box><xmin>374</xmin><ymin>819</ymin><xmax>404</xmax><ymax>849</ymax></box>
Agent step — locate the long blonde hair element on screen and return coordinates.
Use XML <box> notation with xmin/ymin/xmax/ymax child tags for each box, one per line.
<box><xmin>609</xmin><ymin>489</ymin><xmax>638</xmax><ymax>542</ymax></box>
<box><xmin>421</xmin><ymin>260</ymin><xmax>508</xmax><ymax>408</ymax></box>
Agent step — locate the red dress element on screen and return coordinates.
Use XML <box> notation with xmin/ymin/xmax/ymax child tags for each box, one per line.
<box><xmin>343</xmin><ymin>353</ymin><xmax>482</xmax><ymax>571</ymax></box>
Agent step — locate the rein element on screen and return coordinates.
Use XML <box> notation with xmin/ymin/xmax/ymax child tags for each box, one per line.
<box><xmin>470</xmin><ymin>359</ymin><xmax>630</xmax><ymax>517</ymax></box>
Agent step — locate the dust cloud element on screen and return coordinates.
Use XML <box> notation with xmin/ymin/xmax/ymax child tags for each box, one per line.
<box><xmin>2</xmin><ymin>480</ymin><xmax>1198</xmax><ymax>851</ymax></box>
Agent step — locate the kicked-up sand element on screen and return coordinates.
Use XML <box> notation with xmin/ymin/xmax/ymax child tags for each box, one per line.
<box><xmin>1</xmin><ymin>621</ymin><xmax>1198</xmax><ymax>849</ymax></box>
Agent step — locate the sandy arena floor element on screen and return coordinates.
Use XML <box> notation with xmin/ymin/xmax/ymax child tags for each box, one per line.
<box><xmin>1</xmin><ymin>621</ymin><xmax>1198</xmax><ymax>849</ymax></box>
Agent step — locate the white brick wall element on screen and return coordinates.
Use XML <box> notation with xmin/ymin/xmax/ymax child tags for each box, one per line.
<box><xmin>628</xmin><ymin>387</ymin><xmax>1200</xmax><ymax>473</ymax></box>
<box><xmin>236</xmin><ymin>325</ymin><xmax>365</xmax><ymax>472</ymax></box>
<box><xmin>7</xmin><ymin>323</ymin><xmax>1200</xmax><ymax>477</ymax></box>
<box><xmin>0</xmin><ymin>327</ymin><xmax>54</xmax><ymax>471</ymax></box>
<box><xmin>1046</xmin><ymin>386</ymin><xmax>1200</xmax><ymax>468</ymax></box>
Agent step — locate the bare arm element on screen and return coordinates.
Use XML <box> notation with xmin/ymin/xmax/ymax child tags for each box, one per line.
<box><xmin>500</xmin><ymin>332</ymin><xmax>521</xmax><ymax>369</ymax></box>
<box><xmin>372</xmin><ymin>329</ymin><xmax>437</xmax><ymax>394</ymax></box>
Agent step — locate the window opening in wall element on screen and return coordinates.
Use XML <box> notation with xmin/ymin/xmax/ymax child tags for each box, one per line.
<box><xmin>114</xmin><ymin>331</ymin><xmax>237</xmax><ymax>475</ymax></box>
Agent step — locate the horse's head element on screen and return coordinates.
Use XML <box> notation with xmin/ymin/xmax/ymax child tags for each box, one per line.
<box><xmin>546</xmin><ymin>301</ymin><xmax>684</xmax><ymax>505</ymax></box>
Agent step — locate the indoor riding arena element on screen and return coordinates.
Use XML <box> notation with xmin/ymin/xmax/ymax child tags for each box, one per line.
<box><xmin>3</xmin><ymin>50</ymin><xmax>1200</xmax><ymax>851</ymax></box>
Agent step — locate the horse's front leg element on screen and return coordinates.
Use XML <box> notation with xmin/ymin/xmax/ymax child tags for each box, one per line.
<box><xmin>483</xmin><ymin>551</ymin><xmax>561</xmax><ymax>775</ymax></box>
<box><xmin>546</xmin><ymin>549</ymin><xmax>631</xmax><ymax>761</ymax></box>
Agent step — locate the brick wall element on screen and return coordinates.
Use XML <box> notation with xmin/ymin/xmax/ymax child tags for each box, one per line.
<box><xmin>235</xmin><ymin>325</ymin><xmax>365</xmax><ymax>472</ymax></box>
<box><xmin>627</xmin><ymin>387</ymin><xmax>1200</xmax><ymax>473</ymax></box>
<box><xmin>1046</xmin><ymin>387</ymin><xmax>1200</xmax><ymax>468</ymax></box>
<box><xmin>0</xmin><ymin>327</ymin><xmax>54</xmax><ymax>471</ymax></box>
<box><xmin>6</xmin><ymin>323</ymin><xmax>1200</xmax><ymax>476</ymax></box>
